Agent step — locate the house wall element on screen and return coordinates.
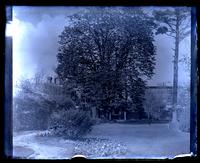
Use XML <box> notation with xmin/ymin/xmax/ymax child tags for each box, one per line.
<box><xmin>145</xmin><ymin>86</ymin><xmax>173</xmax><ymax>105</ymax></box>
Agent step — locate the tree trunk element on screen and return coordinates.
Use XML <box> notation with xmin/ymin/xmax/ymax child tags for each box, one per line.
<box><xmin>171</xmin><ymin>11</ymin><xmax>180</xmax><ymax>129</ymax></box>
<box><xmin>172</xmin><ymin>39</ymin><xmax>179</xmax><ymax>122</ymax></box>
<box><xmin>91</xmin><ymin>107</ymin><xmax>97</xmax><ymax>118</ymax></box>
<box><xmin>124</xmin><ymin>111</ymin><xmax>127</xmax><ymax>120</ymax></box>
<box><xmin>109</xmin><ymin>112</ymin><xmax>112</xmax><ymax>120</ymax></box>
<box><xmin>148</xmin><ymin>107</ymin><xmax>151</xmax><ymax>124</ymax></box>
<box><xmin>171</xmin><ymin>110</ymin><xmax>178</xmax><ymax>123</ymax></box>
<box><xmin>170</xmin><ymin>110</ymin><xmax>179</xmax><ymax>130</ymax></box>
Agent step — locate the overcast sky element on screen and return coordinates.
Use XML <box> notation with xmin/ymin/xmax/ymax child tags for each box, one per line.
<box><xmin>9</xmin><ymin>6</ymin><xmax>191</xmax><ymax>86</ymax></box>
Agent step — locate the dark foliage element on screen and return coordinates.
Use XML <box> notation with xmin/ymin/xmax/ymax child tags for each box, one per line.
<box><xmin>56</xmin><ymin>8</ymin><xmax>156</xmax><ymax>119</ymax></box>
<box><xmin>49</xmin><ymin>109</ymin><xmax>95</xmax><ymax>139</ymax></box>
<box><xmin>13</xmin><ymin>92</ymin><xmax>54</xmax><ymax>131</ymax></box>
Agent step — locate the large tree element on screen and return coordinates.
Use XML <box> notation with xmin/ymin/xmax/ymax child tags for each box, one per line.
<box><xmin>56</xmin><ymin>7</ymin><xmax>156</xmax><ymax>119</ymax></box>
<box><xmin>153</xmin><ymin>7</ymin><xmax>191</xmax><ymax>127</ymax></box>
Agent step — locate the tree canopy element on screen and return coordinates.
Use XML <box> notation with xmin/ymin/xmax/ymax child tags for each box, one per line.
<box><xmin>56</xmin><ymin>8</ymin><xmax>156</xmax><ymax>119</ymax></box>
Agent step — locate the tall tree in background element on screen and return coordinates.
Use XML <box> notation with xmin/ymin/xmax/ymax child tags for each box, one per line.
<box><xmin>153</xmin><ymin>7</ymin><xmax>191</xmax><ymax>127</ymax></box>
<box><xmin>56</xmin><ymin>8</ymin><xmax>156</xmax><ymax>119</ymax></box>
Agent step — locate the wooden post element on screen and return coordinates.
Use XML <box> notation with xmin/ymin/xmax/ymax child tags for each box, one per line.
<box><xmin>109</xmin><ymin>112</ymin><xmax>112</xmax><ymax>120</ymax></box>
<box><xmin>124</xmin><ymin>111</ymin><xmax>127</xmax><ymax>121</ymax></box>
<box><xmin>91</xmin><ymin>107</ymin><xmax>96</xmax><ymax>119</ymax></box>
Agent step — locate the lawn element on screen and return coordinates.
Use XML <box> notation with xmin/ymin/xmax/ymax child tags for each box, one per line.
<box><xmin>13</xmin><ymin>123</ymin><xmax>190</xmax><ymax>159</ymax></box>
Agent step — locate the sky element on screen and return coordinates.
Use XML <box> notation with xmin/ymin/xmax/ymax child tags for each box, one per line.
<box><xmin>7</xmin><ymin>6</ymin><xmax>191</xmax><ymax>86</ymax></box>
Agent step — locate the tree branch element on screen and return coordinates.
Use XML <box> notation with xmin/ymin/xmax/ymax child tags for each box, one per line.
<box><xmin>166</xmin><ymin>32</ymin><xmax>176</xmax><ymax>38</ymax></box>
<box><xmin>180</xmin><ymin>30</ymin><xmax>191</xmax><ymax>42</ymax></box>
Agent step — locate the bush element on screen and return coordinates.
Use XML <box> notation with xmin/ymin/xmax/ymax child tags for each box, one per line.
<box><xmin>57</xmin><ymin>97</ymin><xmax>75</xmax><ymax>110</ymax></box>
<box><xmin>13</xmin><ymin>95</ymin><xmax>51</xmax><ymax>131</ymax></box>
<box><xmin>18</xmin><ymin>79</ymin><xmax>33</xmax><ymax>93</ymax></box>
<box><xmin>144</xmin><ymin>89</ymin><xmax>167</xmax><ymax>121</ymax></box>
<box><xmin>178</xmin><ymin>107</ymin><xmax>190</xmax><ymax>132</ymax></box>
<box><xmin>13</xmin><ymin>78</ymin><xmax>53</xmax><ymax>131</ymax></box>
<box><xmin>177</xmin><ymin>86</ymin><xmax>190</xmax><ymax>132</ymax></box>
<box><xmin>49</xmin><ymin>109</ymin><xmax>95</xmax><ymax>139</ymax></box>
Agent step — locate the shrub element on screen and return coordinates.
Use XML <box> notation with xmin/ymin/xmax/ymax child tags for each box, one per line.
<box><xmin>49</xmin><ymin>109</ymin><xmax>95</xmax><ymax>139</ymax></box>
<box><xmin>13</xmin><ymin>78</ymin><xmax>58</xmax><ymax>131</ymax></box>
<box><xmin>18</xmin><ymin>79</ymin><xmax>33</xmax><ymax>93</ymax></box>
<box><xmin>178</xmin><ymin>107</ymin><xmax>190</xmax><ymax>132</ymax></box>
<box><xmin>57</xmin><ymin>97</ymin><xmax>75</xmax><ymax>110</ymax></box>
<box><xmin>144</xmin><ymin>89</ymin><xmax>167</xmax><ymax>121</ymax></box>
<box><xmin>177</xmin><ymin>86</ymin><xmax>190</xmax><ymax>132</ymax></box>
<box><xmin>13</xmin><ymin>95</ymin><xmax>51</xmax><ymax>131</ymax></box>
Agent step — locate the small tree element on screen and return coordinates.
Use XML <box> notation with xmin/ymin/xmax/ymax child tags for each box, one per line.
<box><xmin>13</xmin><ymin>78</ymin><xmax>55</xmax><ymax>131</ymax></box>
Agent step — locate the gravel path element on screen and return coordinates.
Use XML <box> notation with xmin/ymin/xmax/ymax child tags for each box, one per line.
<box><xmin>13</xmin><ymin>131</ymin><xmax>75</xmax><ymax>159</ymax></box>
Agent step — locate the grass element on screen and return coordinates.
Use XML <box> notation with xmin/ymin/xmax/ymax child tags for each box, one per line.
<box><xmin>112</xmin><ymin>119</ymin><xmax>170</xmax><ymax>124</ymax></box>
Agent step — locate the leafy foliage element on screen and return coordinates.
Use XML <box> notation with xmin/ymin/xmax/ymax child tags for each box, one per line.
<box><xmin>153</xmin><ymin>7</ymin><xmax>191</xmax><ymax>41</ymax></box>
<box><xmin>49</xmin><ymin>109</ymin><xmax>95</xmax><ymax>139</ymax></box>
<box><xmin>56</xmin><ymin>8</ymin><xmax>156</xmax><ymax>119</ymax></box>
<box><xmin>177</xmin><ymin>86</ymin><xmax>190</xmax><ymax>132</ymax></box>
<box><xmin>13</xmin><ymin>89</ymin><xmax>54</xmax><ymax>131</ymax></box>
<box><xmin>155</xmin><ymin>26</ymin><xmax>168</xmax><ymax>35</ymax></box>
<box><xmin>144</xmin><ymin>88</ymin><xmax>169</xmax><ymax>121</ymax></box>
